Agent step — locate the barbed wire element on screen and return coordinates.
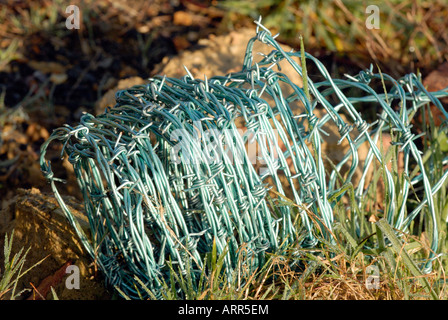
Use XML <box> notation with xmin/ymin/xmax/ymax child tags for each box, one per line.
<box><xmin>40</xmin><ymin>18</ymin><xmax>448</xmax><ymax>299</ymax></box>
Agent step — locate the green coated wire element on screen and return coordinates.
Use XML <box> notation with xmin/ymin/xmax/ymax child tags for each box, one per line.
<box><xmin>40</xmin><ymin>18</ymin><xmax>448</xmax><ymax>298</ymax></box>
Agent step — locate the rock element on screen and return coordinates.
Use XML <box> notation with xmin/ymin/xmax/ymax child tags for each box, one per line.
<box><xmin>0</xmin><ymin>188</ymin><xmax>110</xmax><ymax>300</ymax></box>
<box><xmin>95</xmin><ymin>76</ymin><xmax>146</xmax><ymax>115</ymax></box>
<box><xmin>96</xmin><ymin>28</ymin><xmax>302</xmax><ymax>116</ymax></box>
<box><xmin>153</xmin><ymin>28</ymin><xmax>302</xmax><ymax>90</ymax></box>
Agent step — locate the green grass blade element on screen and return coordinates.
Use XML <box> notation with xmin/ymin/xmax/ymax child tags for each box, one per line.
<box><xmin>376</xmin><ymin>219</ymin><xmax>439</xmax><ymax>300</ymax></box>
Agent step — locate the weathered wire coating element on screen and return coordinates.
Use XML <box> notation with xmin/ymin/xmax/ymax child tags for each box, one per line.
<box><xmin>40</xmin><ymin>20</ymin><xmax>448</xmax><ymax>298</ymax></box>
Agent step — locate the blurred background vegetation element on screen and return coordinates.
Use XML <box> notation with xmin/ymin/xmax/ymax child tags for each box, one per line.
<box><xmin>221</xmin><ymin>0</ymin><xmax>448</xmax><ymax>76</ymax></box>
<box><xmin>1</xmin><ymin>0</ymin><xmax>448</xmax><ymax>109</ymax></box>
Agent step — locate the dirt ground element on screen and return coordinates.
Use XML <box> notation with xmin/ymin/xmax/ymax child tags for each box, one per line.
<box><xmin>0</xmin><ymin>188</ymin><xmax>110</xmax><ymax>299</ymax></box>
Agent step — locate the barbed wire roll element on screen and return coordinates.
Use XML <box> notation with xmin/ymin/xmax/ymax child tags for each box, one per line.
<box><xmin>40</xmin><ymin>18</ymin><xmax>448</xmax><ymax>298</ymax></box>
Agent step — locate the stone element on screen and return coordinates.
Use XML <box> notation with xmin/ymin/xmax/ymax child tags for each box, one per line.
<box><xmin>0</xmin><ymin>188</ymin><xmax>110</xmax><ymax>300</ymax></box>
<box><xmin>153</xmin><ymin>28</ymin><xmax>302</xmax><ymax>93</ymax></box>
<box><xmin>95</xmin><ymin>76</ymin><xmax>146</xmax><ymax>115</ymax></box>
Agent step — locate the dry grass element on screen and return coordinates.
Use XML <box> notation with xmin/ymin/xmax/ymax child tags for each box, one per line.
<box><xmin>245</xmin><ymin>243</ymin><xmax>447</xmax><ymax>300</ymax></box>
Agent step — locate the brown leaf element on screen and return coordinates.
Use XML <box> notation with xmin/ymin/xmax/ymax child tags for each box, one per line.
<box><xmin>27</xmin><ymin>261</ymin><xmax>72</xmax><ymax>300</ymax></box>
<box><xmin>173</xmin><ymin>11</ymin><xmax>193</xmax><ymax>26</ymax></box>
<box><xmin>172</xmin><ymin>36</ymin><xmax>191</xmax><ymax>52</ymax></box>
<box><xmin>28</xmin><ymin>60</ymin><xmax>67</xmax><ymax>74</ymax></box>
